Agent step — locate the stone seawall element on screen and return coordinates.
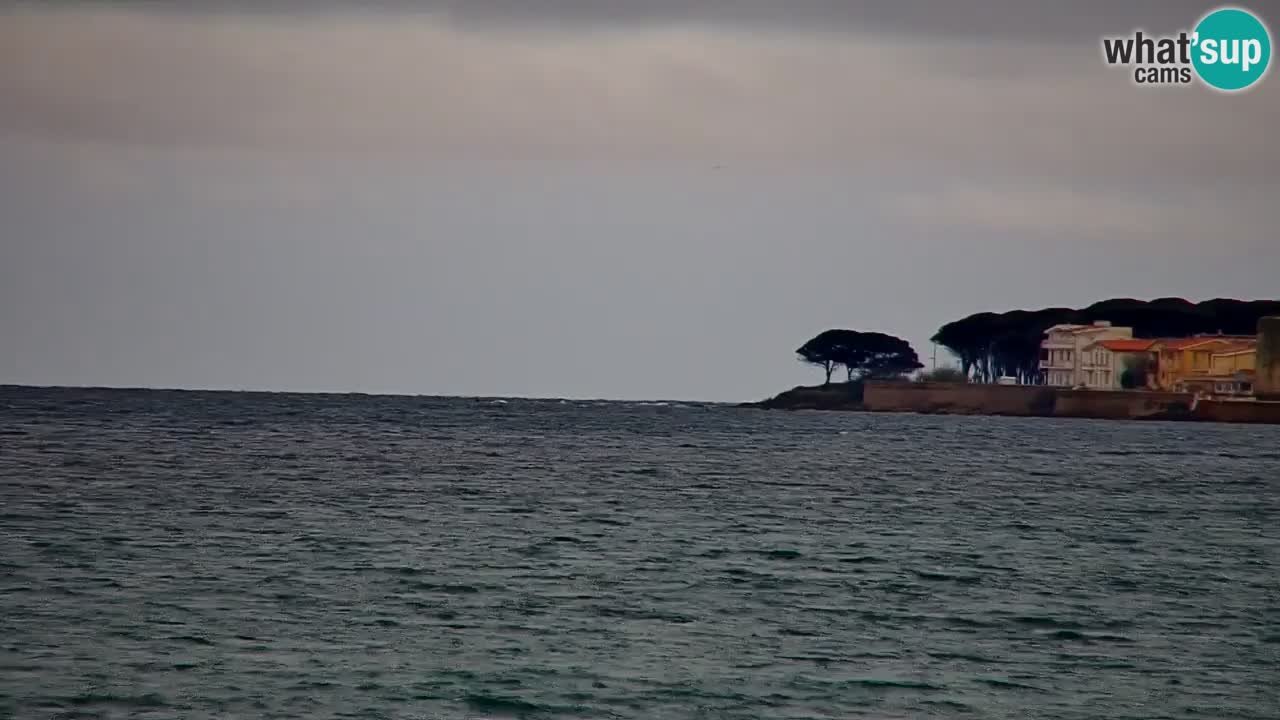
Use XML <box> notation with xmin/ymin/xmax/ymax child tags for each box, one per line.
<box><xmin>1192</xmin><ymin>399</ymin><xmax>1280</xmax><ymax>424</ymax></box>
<box><xmin>861</xmin><ymin>382</ymin><xmax>1280</xmax><ymax>424</ymax></box>
<box><xmin>860</xmin><ymin>382</ymin><xmax>1056</xmax><ymax>416</ymax></box>
<box><xmin>1053</xmin><ymin>389</ymin><xmax>1192</xmax><ymax>420</ymax></box>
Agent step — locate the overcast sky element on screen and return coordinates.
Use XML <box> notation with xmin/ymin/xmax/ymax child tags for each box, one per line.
<box><xmin>2</xmin><ymin>1</ymin><xmax>1278</xmax><ymax>400</ymax></box>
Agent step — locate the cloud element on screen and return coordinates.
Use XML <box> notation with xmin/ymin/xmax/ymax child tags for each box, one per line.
<box><xmin>2</xmin><ymin>0</ymin><xmax>1218</xmax><ymax>41</ymax></box>
<box><xmin>3</xmin><ymin>4</ymin><xmax>1277</xmax><ymax>186</ymax></box>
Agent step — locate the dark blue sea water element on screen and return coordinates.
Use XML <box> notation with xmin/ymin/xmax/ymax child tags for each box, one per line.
<box><xmin>1</xmin><ymin>385</ymin><xmax>1278</xmax><ymax>720</ymax></box>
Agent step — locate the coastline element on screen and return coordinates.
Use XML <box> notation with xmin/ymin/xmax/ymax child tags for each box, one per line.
<box><xmin>741</xmin><ymin>382</ymin><xmax>869</xmax><ymax>411</ymax></box>
<box><xmin>746</xmin><ymin>381</ymin><xmax>1280</xmax><ymax>425</ymax></box>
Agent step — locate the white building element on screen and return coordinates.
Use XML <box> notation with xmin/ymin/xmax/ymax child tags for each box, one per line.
<box><xmin>1079</xmin><ymin>338</ymin><xmax>1157</xmax><ymax>390</ymax></box>
<box><xmin>1039</xmin><ymin>322</ymin><xmax>1135</xmax><ymax>387</ymax></box>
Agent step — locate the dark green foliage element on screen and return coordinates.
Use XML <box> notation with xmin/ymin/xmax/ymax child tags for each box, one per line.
<box><xmin>1119</xmin><ymin>355</ymin><xmax>1151</xmax><ymax>389</ymax></box>
<box><xmin>1119</xmin><ymin>369</ymin><xmax>1140</xmax><ymax>390</ymax></box>
<box><xmin>797</xmin><ymin>330</ymin><xmax>923</xmax><ymax>384</ymax></box>
<box><xmin>797</xmin><ymin>329</ymin><xmax>851</xmax><ymax>384</ymax></box>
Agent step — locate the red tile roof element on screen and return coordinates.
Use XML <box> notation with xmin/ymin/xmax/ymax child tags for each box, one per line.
<box><xmin>1213</xmin><ymin>343</ymin><xmax>1257</xmax><ymax>356</ymax></box>
<box><xmin>1097</xmin><ymin>339</ymin><xmax>1155</xmax><ymax>352</ymax></box>
<box><xmin>1155</xmin><ymin>337</ymin><xmax>1238</xmax><ymax>351</ymax></box>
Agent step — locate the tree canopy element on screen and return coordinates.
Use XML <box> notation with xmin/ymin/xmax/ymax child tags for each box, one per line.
<box><xmin>797</xmin><ymin>330</ymin><xmax>923</xmax><ymax>384</ymax></box>
<box><xmin>1119</xmin><ymin>354</ymin><xmax>1153</xmax><ymax>390</ymax></box>
<box><xmin>932</xmin><ymin>298</ymin><xmax>1280</xmax><ymax>383</ymax></box>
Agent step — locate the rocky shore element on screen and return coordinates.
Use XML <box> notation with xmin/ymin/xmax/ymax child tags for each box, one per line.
<box><xmin>740</xmin><ymin>382</ymin><xmax>866</xmax><ymax>411</ymax></box>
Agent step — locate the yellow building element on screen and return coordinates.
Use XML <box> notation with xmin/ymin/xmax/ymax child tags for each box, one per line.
<box><xmin>1211</xmin><ymin>346</ymin><xmax>1257</xmax><ymax>375</ymax></box>
<box><xmin>1151</xmin><ymin>337</ymin><xmax>1257</xmax><ymax>394</ymax></box>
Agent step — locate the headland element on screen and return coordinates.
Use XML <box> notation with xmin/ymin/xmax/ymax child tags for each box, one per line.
<box><xmin>745</xmin><ymin>381</ymin><xmax>1280</xmax><ymax>424</ymax></box>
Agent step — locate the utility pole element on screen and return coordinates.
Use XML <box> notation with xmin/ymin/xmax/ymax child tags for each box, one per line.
<box><xmin>931</xmin><ymin>342</ymin><xmax>938</xmax><ymax>370</ymax></box>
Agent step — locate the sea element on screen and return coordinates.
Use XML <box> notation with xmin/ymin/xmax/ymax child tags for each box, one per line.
<box><xmin>1</xmin><ymin>385</ymin><xmax>1278</xmax><ymax>720</ymax></box>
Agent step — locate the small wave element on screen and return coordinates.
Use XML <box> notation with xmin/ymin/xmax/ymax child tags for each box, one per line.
<box><xmin>759</xmin><ymin>549</ymin><xmax>803</xmax><ymax>560</ymax></box>
<box><xmin>1095</xmin><ymin>631</ymin><xmax>1136</xmax><ymax>642</ymax></box>
<box><xmin>1098</xmin><ymin>448</ymin><xmax>1199</xmax><ymax>457</ymax></box>
<box><xmin>1011</xmin><ymin>615</ymin><xmax>1081</xmax><ymax>629</ymax></box>
<box><xmin>722</xmin><ymin>567</ymin><xmax>788</xmax><ymax>584</ymax></box>
<box><xmin>923</xmin><ymin>699</ymin><xmax>977</xmax><ymax>711</ymax></box>
<box><xmin>938</xmin><ymin>615</ymin><xmax>993</xmax><ymax>629</ymax></box>
<box><xmin>168</xmin><ymin>634</ymin><xmax>215</xmax><ymax>646</ymax></box>
<box><xmin>835</xmin><ymin>555</ymin><xmax>883</xmax><ymax>564</ymax></box>
<box><xmin>913</xmin><ymin>569</ymin><xmax>981</xmax><ymax>585</ymax></box>
<box><xmin>68</xmin><ymin>691</ymin><xmax>168</xmax><ymax>708</ymax></box>
<box><xmin>407</xmin><ymin>582</ymin><xmax>484</xmax><ymax>594</ymax></box>
<box><xmin>779</xmin><ymin>653</ymin><xmax>840</xmax><ymax>665</ymax></box>
<box><xmin>591</xmin><ymin>605</ymin><xmax>695</xmax><ymax>624</ymax></box>
<box><xmin>846</xmin><ymin>678</ymin><xmax>941</xmax><ymax>690</ymax></box>
<box><xmin>464</xmin><ymin>693</ymin><xmax>546</xmax><ymax>716</ymax></box>
<box><xmin>976</xmin><ymin>678</ymin><xmax>1041</xmax><ymax>690</ymax></box>
<box><xmin>586</xmin><ymin>515</ymin><xmax>631</xmax><ymax>527</ymax></box>
<box><xmin>927</xmin><ymin>651</ymin><xmax>1004</xmax><ymax>664</ymax></box>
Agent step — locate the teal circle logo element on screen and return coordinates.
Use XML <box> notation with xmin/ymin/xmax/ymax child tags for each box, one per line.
<box><xmin>1192</xmin><ymin>7</ymin><xmax>1271</xmax><ymax>91</ymax></box>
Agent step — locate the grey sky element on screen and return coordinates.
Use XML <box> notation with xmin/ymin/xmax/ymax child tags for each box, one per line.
<box><xmin>2</xmin><ymin>2</ymin><xmax>1278</xmax><ymax>400</ymax></box>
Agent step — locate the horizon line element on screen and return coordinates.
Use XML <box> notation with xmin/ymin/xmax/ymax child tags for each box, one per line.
<box><xmin>0</xmin><ymin>382</ymin><xmax>737</xmax><ymax>405</ymax></box>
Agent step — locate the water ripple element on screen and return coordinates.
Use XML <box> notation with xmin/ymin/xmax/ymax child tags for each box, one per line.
<box><xmin>1</xmin><ymin>385</ymin><xmax>1279</xmax><ymax>719</ymax></box>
